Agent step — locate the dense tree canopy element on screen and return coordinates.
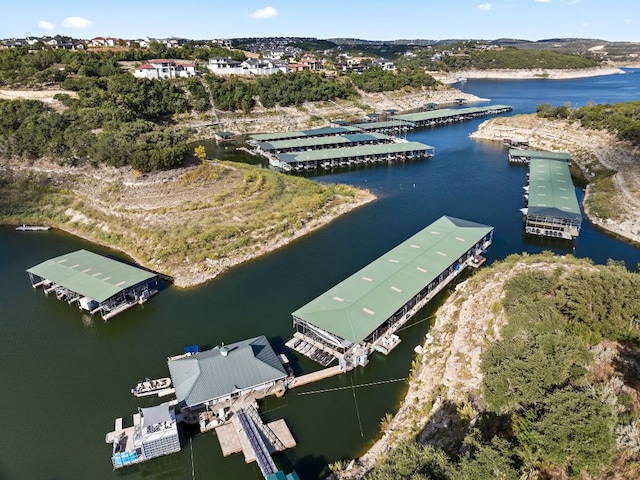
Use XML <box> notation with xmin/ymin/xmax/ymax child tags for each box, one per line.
<box><xmin>538</xmin><ymin>101</ymin><xmax>640</xmax><ymax>146</ymax></box>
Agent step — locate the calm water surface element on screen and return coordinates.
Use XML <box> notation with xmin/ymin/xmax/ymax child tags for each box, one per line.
<box><xmin>1</xmin><ymin>70</ymin><xmax>639</xmax><ymax>480</ymax></box>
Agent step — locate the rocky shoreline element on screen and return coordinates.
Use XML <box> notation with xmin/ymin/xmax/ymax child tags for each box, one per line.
<box><xmin>333</xmin><ymin>255</ymin><xmax>594</xmax><ymax>479</ymax></box>
<box><xmin>470</xmin><ymin>115</ymin><xmax>640</xmax><ymax>245</ymax></box>
<box><xmin>431</xmin><ymin>66</ymin><xmax>625</xmax><ymax>84</ymax></box>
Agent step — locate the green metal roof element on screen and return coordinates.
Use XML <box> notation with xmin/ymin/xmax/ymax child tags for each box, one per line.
<box><xmin>26</xmin><ymin>249</ymin><xmax>156</xmax><ymax>303</ymax></box>
<box><xmin>167</xmin><ymin>336</ymin><xmax>287</xmax><ymax>408</ymax></box>
<box><xmin>527</xmin><ymin>158</ymin><xmax>581</xmax><ymax>220</ymax></box>
<box><xmin>276</xmin><ymin>141</ymin><xmax>434</xmax><ymax>164</ymax></box>
<box><xmin>292</xmin><ymin>216</ymin><xmax>493</xmax><ymax>345</ymax></box>
<box><xmin>392</xmin><ymin>105</ymin><xmax>512</xmax><ymax>122</ymax></box>
<box><xmin>250</xmin><ymin>126</ymin><xmax>359</xmax><ymax>142</ymax></box>
<box><xmin>349</xmin><ymin>120</ymin><xmax>415</xmax><ymax>130</ymax></box>
<box><xmin>509</xmin><ymin>149</ymin><xmax>572</xmax><ymax>162</ymax></box>
<box><xmin>257</xmin><ymin>132</ymin><xmax>390</xmax><ymax>151</ymax></box>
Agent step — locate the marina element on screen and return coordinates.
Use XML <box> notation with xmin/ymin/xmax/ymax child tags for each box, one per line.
<box><xmin>5</xmin><ymin>71</ymin><xmax>640</xmax><ymax>480</ymax></box>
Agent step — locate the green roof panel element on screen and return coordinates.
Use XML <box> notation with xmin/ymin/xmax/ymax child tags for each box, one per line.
<box><xmin>527</xmin><ymin>158</ymin><xmax>581</xmax><ymax>220</ymax></box>
<box><xmin>27</xmin><ymin>249</ymin><xmax>155</xmax><ymax>303</ymax></box>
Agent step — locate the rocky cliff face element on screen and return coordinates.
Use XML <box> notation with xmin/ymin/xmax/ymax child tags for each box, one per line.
<box><xmin>471</xmin><ymin>115</ymin><xmax>640</xmax><ymax>245</ymax></box>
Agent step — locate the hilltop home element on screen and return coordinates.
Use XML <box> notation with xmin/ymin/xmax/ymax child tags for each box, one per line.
<box><xmin>206</xmin><ymin>57</ymin><xmax>289</xmax><ymax>75</ymax></box>
<box><xmin>133</xmin><ymin>59</ymin><xmax>197</xmax><ymax>79</ymax></box>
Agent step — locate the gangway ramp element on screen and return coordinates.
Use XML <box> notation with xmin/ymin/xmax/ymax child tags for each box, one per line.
<box><xmin>236</xmin><ymin>408</ymin><xmax>278</xmax><ymax>479</ymax></box>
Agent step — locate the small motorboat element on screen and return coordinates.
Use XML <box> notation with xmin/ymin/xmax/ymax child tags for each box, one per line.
<box><xmin>131</xmin><ymin>377</ymin><xmax>173</xmax><ymax>397</ymax></box>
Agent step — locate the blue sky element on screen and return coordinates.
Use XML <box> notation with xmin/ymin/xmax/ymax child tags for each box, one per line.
<box><xmin>3</xmin><ymin>0</ymin><xmax>639</xmax><ymax>42</ymax></box>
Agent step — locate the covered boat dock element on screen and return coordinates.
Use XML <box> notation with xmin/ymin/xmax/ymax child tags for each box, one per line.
<box><xmin>26</xmin><ymin>249</ymin><xmax>158</xmax><ymax>320</ymax></box>
<box><xmin>523</xmin><ymin>153</ymin><xmax>582</xmax><ymax>240</ymax></box>
<box><xmin>508</xmin><ymin>148</ymin><xmax>572</xmax><ymax>165</ymax></box>
<box><xmin>348</xmin><ymin>119</ymin><xmax>415</xmax><ymax>134</ymax></box>
<box><xmin>255</xmin><ymin>132</ymin><xmax>394</xmax><ymax>155</ymax></box>
<box><xmin>289</xmin><ymin>216</ymin><xmax>494</xmax><ymax>369</ymax></box>
<box><xmin>248</xmin><ymin>126</ymin><xmax>360</xmax><ymax>144</ymax></box>
<box><xmin>271</xmin><ymin>141</ymin><xmax>434</xmax><ymax>171</ymax></box>
<box><xmin>392</xmin><ymin>105</ymin><xmax>513</xmax><ymax>128</ymax></box>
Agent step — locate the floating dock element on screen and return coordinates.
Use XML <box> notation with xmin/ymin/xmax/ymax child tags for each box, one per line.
<box><xmin>289</xmin><ymin>216</ymin><xmax>493</xmax><ymax>369</ymax></box>
<box><xmin>521</xmin><ymin>151</ymin><xmax>581</xmax><ymax>240</ymax></box>
<box><xmin>15</xmin><ymin>224</ymin><xmax>51</xmax><ymax>231</ymax></box>
<box><xmin>255</xmin><ymin>132</ymin><xmax>395</xmax><ymax>155</ymax></box>
<box><xmin>508</xmin><ymin>148</ymin><xmax>572</xmax><ymax>165</ymax></box>
<box><xmin>391</xmin><ymin>105</ymin><xmax>513</xmax><ymax>128</ymax></box>
<box><xmin>271</xmin><ymin>140</ymin><xmax>434</xmax><ymax>172</ymax></box>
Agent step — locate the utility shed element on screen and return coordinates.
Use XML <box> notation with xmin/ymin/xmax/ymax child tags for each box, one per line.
<box><xmin>524</xmin><ymin>157</ymin><xmax>582</xmax><ymax>239</ymax></box>
<box><xmin>291</xmin><ymin>216</ymin><xmax>493</xmax><ymax>359</ymax></box>
<box><xmin>168</xmin><ymin>336</ymin><xmax>288</xmax><ymax>409</ymax></box>
<box><xmin>27</xmin><ymin>249</ymin><xmax>158</xmax><ymax>320</ymax></box>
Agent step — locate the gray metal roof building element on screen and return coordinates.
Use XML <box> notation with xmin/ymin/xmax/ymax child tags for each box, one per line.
<box><xmin>292</xmin><ymin>216</ymin><xmax>493</xmax><ymax>347</ymax></box>
<box><xmin>168</xmin><ymin>336</ymin><xmax>287</xmax><ymax>408</ymax></box>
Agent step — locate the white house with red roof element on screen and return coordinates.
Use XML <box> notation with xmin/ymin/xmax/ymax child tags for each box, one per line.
<box><xmin>133</xmin><ymin>59</ymin><xmax>197</xmax><ymax>79</ymax></box>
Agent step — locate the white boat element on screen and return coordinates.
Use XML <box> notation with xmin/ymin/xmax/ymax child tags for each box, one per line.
<box><xmin>131</xmin><ymin>377</ymin><xmax>173</xmax><ymax>397</ymax></box>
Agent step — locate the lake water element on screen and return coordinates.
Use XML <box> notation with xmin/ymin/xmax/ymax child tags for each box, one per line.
<box><xmin>1</xmin><ymin>69</ymin><xmax>639</xmax><ymax>480</ymax></box>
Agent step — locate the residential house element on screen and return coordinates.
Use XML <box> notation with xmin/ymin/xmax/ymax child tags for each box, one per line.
<box><xmin>206</xmin><ymin>57</ymin><xmax>288</xmax><ymax>75</ymax></box>
<box><xmin>288</xmin><ymin>54</ymin><xmax>320</xmax><ymax>72</ymax></box>
<box><xmin>133</xmin><ymin>59</ymin><xmax>197</xmax><ymax>79</ymax></box>
<box><xmin>373</xmin><ymin>58</ymin><xmax>395</xmax><ymax>71</ymax></box>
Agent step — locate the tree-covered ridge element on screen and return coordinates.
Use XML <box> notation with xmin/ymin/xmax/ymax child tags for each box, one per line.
<box><xmin>397</xmin><ymin>45</ymin><xmax>600</xmax><ymax>71</ymax></box>
<box><xmin>348</xmin><ymin>67</ymin><xmax>438</xmax><ymax>93</ymax></box>
<box><xmin>364</xmin><ymin>257</ymin><xmax>640</xmax><ymax>480</ymax></box>
<box><xmin>537</xmin><ymin>101</ymin><xmax>640</xmax><ymax>146</ymax></box>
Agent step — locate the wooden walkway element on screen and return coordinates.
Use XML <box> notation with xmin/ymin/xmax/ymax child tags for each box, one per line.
<box><xmin>287</xmin><ymin>365</ymin><xmax>343</xmax><ymax>389</ymax></box>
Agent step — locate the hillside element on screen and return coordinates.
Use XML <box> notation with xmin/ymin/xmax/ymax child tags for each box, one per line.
<box><xmin>334</xmin><ymin>253</ymin><xmax>640</xmax><ymax>479</ymax></box>
<box><xmin>470</xmin><ymin>112</ymin><xmax>640</xmax><ymax>245</ymax></box>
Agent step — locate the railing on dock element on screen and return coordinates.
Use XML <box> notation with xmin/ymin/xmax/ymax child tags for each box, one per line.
<box><xmin>236</xmin><ymin>408</ymin><xmax>278</xmax><ymax>479</ymax></box>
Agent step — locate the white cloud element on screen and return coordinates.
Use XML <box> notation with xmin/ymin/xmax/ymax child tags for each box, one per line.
<box><xmin>534</xmin><ymin>0</ymin><xmax>551</xmax><ymax>3</ymax></box>
<box><xmin>250</xmin><ymin>6</ymin><xmax>278</xmax><ymax>20</ymax></box>
<box><xmin>38</xmin><ymin>20</ymin><xmax>54</xmax><ymax>30</ymax></box>
<box><xmin>61</xmin><ymin>16</ymin><xmax>92</xmax><ymax>29</ymax></box>
<box><xmin>478</xmin><ymin>3</ymin><xmax>492</xmax><ymax>11</ymax></box>
<box><xmin>582</xmin><ymin>20</ymin><xmax>591</xmax><ymax>27</ymax></box>
<box><xmin>625</xmin><ymin>18</ymin><xmax>632</xmax><ymax>23</ymax></box>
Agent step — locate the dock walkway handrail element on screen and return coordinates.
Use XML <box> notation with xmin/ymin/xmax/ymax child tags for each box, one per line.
<box><xmin>236</xmin><ymin>408</ymin><xmax>277</xmax><ymax>479</ymax></box>
<box><xmin>245</xmin><ymin>405</ymin><xmax>285</xmax><ymax>451</ymax></box>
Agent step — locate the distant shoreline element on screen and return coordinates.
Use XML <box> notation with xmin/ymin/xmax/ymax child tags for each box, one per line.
<box><xmin>431</xmin><ymin>66</ymin><xmax>625</xmax><ymax>83</ymax></box>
